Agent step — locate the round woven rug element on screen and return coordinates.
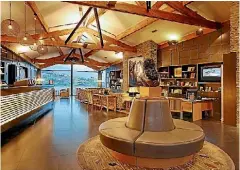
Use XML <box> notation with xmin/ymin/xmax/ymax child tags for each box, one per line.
<box><xmin>76</xmin><ymin>136</ymin><xmax>235</xmax><ymax>170</ymax></box>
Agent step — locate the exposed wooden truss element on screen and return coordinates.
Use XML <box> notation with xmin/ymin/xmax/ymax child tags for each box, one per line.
<box><xmin>65</xmin><ymin>1</ymin><xmax>221</xmax><ymax>29</ymax></box>
<box><xmin>1</xmin><ymin>33</ymin><xmax>136</xmax><ymax>53</ymax></box>
<box><xmin>35</xmin><ymin>53</ymin><xmax>110</xmax><ymax>70</ymax></box>
<box><xmin>116</xmin><ymin>2</ymin><xmax>198</xmax><ymax>40</ymax></box>
<box><xmin>65</xmin><ymin>7</ymin><xmax>93</xmax><ymax>44</ymax></box>
<box><xmin>26</xmin><ymin>1</ymin><xmax>64</xmax><ymax>56</ymax></box>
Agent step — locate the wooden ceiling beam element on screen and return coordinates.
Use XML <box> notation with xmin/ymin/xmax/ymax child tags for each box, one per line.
<box><xmin>164</xmin><ymin>1</ymin><xmax>206</xmax><ymax>20</ymax></box>
<box><xmin>1</xmin><ymin>35</ymin><xmax>135</xmax><ymax>52</ymax></box>
<box><xmin>116</xmin><ymin>1</ymin><xmax>193</xmax><ymax>40</ymax></box>
<box><xmin>65</xmin><ymin>1</ymin><xmax>221</xmax><ymax>29</ymax></box>
<box><xmin>65</xmin><ymin>7</ymin><xmax>93</xmax><ymax>44</ymax></box>
<box><xmin>107</xmin><ymin>1</ymin><xmax>117</xmax><ymax>7</ymax></box>
<box><xmin>26</xmin><ymin>1</ymin><xmax>64</xmax><ymax>55</ymax></box>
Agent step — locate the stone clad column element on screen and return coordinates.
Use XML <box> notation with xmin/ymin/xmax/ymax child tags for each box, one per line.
<box><xmin>122</xmin><ymin>40</ymin><xmax>158</xmax><ymax>92</ymax></box>
<box><xmin>98</xmin><ymin>71</ymin><xmax>102</xmax><ymax>88</ymax></box>
<box><xmin>230</xmin><ymin>2</ymin><xmax>239</xmax><ymax>126</ymax></box>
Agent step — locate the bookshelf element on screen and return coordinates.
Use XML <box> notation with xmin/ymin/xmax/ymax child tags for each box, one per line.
<box><xmin>158</xmin><ymin>64</ymin><xmax>197</xmax><ymax>97</ymax></box>
<box><xmin>109</xmin><ymin>70</ymin><xmax>122</xmax><ymax>91</ymax></box>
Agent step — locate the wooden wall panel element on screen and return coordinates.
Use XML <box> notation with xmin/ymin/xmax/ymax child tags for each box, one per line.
<box><xmin>158</xmin><ymin>28</ymin><xmax>230</xmax><ymax>67</ymax></box>
<box><xmin>223</xmin><ymin>52</ymin><xmax>237</xmax><ymax>126</ymax></box>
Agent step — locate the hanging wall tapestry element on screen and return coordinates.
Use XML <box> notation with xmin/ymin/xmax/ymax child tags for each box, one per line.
<box><xmin>128</xmin><ymin>57</ymin><xmax>144</xmax><ymax>87</ymax></box>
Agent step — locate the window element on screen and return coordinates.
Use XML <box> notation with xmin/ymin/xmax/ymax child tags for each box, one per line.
<box><xmin>41</xmin><ymin>64</ymin><xmax>103</xmax><ymax>95</ymax></box>
<box><xmin>73</xmin><ymin>65</ymin><xmax>98</xmax><ymax>95</ymax></box>
<box><xmin>41</xmin><ymin>65</ymin><xmax>71</xmax><ymax>93</ymax></box>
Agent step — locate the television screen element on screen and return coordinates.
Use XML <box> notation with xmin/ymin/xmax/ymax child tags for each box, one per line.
<box><xmin>202</xmin><ymin>67</ymin><xmax>221</xmax><ymax>77</ymax></box>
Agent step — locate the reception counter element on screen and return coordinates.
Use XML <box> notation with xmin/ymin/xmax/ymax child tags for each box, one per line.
<box><xmin>1</xmin><ymin>85</ymin><xmax>54</xmax><ymax>132</ymax></box>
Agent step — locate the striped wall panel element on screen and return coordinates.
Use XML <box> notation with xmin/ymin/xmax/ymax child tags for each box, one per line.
<box><xmin>0</xmin><ymin>88</ymin><xmax>54</xmax><ymax>126</ymax></box>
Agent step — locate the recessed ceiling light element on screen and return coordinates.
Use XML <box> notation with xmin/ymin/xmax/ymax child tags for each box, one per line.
<box><xmin>196</xmin><ymin>28</ymin><xmax>203</xmax><ymax>35</ymax></box>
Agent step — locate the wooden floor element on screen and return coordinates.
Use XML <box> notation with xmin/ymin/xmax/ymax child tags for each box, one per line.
<box><xmin>1</xmin><ymin>97</ymin><xmax>239</xmax><ymax>170</ymax></box>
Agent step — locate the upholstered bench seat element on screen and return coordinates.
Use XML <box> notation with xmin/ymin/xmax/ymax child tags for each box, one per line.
<box><xmin>135</xmin><ymin>128</ymin><xmax>205</xmax><ymax>158</ymax></box>
<box><xmin>100</xmin><ymin>117</ymin><xmax>141</xmax><ymax>155</ymax></box>
<box><xmin>99</xmin><ymin>98</ymin><xmax>205</xmax><ymax>160</ymax></box>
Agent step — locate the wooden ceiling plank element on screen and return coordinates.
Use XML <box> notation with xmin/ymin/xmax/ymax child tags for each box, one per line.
<box><xmin>65</xmin><ymin>7</ymin><xmax>92</xmax><ymax>44</ymax></box>
<box><xmin>65</xmin><ymin>1</ymin><xmax>221</xmax><ymax>29</ymax></box>
<box><xmin>164</xmin><ymin>1</ymin><xmax>206</xmax><ymax>20</ymax></box>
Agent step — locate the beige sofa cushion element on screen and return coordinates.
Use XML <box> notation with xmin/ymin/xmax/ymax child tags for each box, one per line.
<box><xmin>100</xmin><ymin>126</ymin><xmax>141</xmax><ymax>155</ymax></box>
<box><xmin>135</xmin><ymin>128</ymin><xmax>205</xmax><ymax>158</ymax></box>
<box><xmin>144</xmin><ymin>99</ymin><xmax>175</xmax><ymax>132</ymax></box>
<box><xmin>126</xmin><ymin>99</ymin><xmax>146</xmax><ymax>131</ymax></box>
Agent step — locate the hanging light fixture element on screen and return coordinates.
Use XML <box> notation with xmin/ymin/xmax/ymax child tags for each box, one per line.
<box><xmin>37</xmin><ymin>44</ymin><xmax>48</xmax><ymax>55</ymax></box>
<box><xmin>1</xmin><ymin>2</ymin><xmax>20</xmax><ymax>36</ymax></box>
<box><xmin>29</xmin><ymin>14</ymin><xmax>40</xmax><ymax>51</ymax></box>
<box><xmin>18</xmin><ymin>2</ymin><xmax>34</xmax><ymax>46</ymax></box>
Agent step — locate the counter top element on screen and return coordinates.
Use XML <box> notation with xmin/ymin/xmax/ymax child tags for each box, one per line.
<box><xmin>167</xmin><ymin>96</ymin><xmax>215</xmax><ymax>103</ymax></box>
<box><xmin>1</xmin><ymin>85</ymin><xmax>54</xmax><ymax>96</ymax></box>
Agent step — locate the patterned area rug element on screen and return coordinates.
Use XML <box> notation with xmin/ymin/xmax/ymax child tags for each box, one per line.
<box><xmin>76</xmin><ymin>136</ymin><xmax>235</xmax><ymax>170</ymax></box>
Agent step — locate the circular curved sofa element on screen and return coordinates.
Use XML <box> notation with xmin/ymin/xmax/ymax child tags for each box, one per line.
<box><xmin>99</xmin><ymin>98</ymin><xmax>205</xmax><ymax>168</ymax></box>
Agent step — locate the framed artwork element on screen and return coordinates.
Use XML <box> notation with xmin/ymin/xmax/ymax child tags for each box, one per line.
<box><xmin>174</xmin><ymin>67</ymin><xmax>182</xmax><ymax>78</ymax></box>
<box><xmin>128</xmin><ymin>57</ymin><xmax>144</xmax><ymax>87</ymax></box>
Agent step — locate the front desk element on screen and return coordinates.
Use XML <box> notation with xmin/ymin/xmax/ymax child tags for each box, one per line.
<box><xmin>1</xmin><ymin>86</ymin><xmax>54</xmax><ymax>132</ymax></box>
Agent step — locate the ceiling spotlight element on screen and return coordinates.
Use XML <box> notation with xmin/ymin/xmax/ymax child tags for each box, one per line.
<box><xmin>196</xmin><ymin>28</ymin><xmax>203</xmax><ymax>36</ymax></box>
<box><xmin>8</xmin><ymin>24</ymin><xmax>13</xmax><ymax>30</ymax></box>
<box><xmin>168</xmin><ymin>40</ymin><xmax>178</xmax><ymax>46</ymax></box>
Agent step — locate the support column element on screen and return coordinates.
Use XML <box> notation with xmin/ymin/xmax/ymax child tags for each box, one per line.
<box><xmin>71</xmin><ymin>64</ymin><xmax>73</xmax><ymax>96</ymax></box>
<box><xmin>230</xmin><ymin>2</ymin><xmax>239</xmax><ymax>126</ymax></box>
<box><xmin>98</xmin><ymin>71</ymin><xmax>102</xmax><ymax>88</ymax></box>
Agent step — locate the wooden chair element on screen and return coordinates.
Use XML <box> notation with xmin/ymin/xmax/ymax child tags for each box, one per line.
<box><xmin>60</xmin><ymin>88</ymin><xmax>70</xmax><ymax>98</ymax></box>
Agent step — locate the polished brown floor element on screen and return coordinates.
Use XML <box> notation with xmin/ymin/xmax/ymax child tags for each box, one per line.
<box><xmin>1</xmin><ymin>97</ymin><xmax>239</xmax><ymax>170</ymax></box>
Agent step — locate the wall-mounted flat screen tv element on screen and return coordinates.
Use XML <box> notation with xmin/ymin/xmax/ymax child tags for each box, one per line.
<box><xmin>200</xmin><ymin>66</ymin><xmax>221</xmax><ymax>82</ymax></box>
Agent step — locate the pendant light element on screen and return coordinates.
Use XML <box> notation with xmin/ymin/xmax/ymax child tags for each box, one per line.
<box><xmin>29</xmin><ymin>14</ymin><xmax>40</xmax><ymax>51</ymax></box>
<box><xmin>18</xmin><ymin>2</ymin><xmax>34</xmax><ymax>46</ymax></box>
<box><xmin>37</xmin><ymin>44</ymin><xmax>48</xmax><ymax>55</ymax></box>
<box><xmin>1</xmin><ymin>2</ymin><xmax>20</xmax><ymax>36</ymax></box>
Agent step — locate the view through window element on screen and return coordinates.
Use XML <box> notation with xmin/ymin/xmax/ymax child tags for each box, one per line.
<box><xmin>41</xmin><ymin>64</ymin><xmax>105</xmax><ymax>95</ymax></box>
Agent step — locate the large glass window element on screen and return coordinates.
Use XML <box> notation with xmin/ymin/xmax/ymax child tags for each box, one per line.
<box><xmin>41</xmin><ymin>64</ymin><xmax>71</xmax><ymax>93</ymax></box>
<box><xmin>41</xmin><ymin>64</ymin><xmax>103</xmax><ymax>95</ymax></box>
<box><xmin>73</xmin><ymin>65</ymin><xmax>98</xmax><ymax>95</ymax></box>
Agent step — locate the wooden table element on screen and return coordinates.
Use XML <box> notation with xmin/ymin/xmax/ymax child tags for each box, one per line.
<box><xmin>168</xmin><ymin>97</ymin><xmax>214</xmax><ymax>121</ymax></box>
<box><xmin>93</xmin><ymin>94</ymin><xmax>117</xmax><ymax>112</ymax></box>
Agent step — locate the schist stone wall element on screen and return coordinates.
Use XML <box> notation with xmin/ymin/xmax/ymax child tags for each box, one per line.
<box><xmin>122</xmin><ymin>40</ymin><xmax>158</xmax><ymax>92</ymax></box>
<box><xmin>230</xmin><ymin>2</ymin><xmax>239</xmax><ymax>126</ymax></box>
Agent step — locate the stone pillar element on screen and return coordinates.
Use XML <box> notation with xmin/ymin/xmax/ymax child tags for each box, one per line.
<box><xmin>230</xmin><ymin>2</ymin><xmax>239</xmax><ymax>126</ymax></box>
<box><xmin>122</xmin><ymin>40</ymin><xmax>158</xmax><ymax>92</ymax></box>
<box><xmin>98</xmin><ymin>71</ymin><xmax>102</xmax><ymax>88</ymax></box>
